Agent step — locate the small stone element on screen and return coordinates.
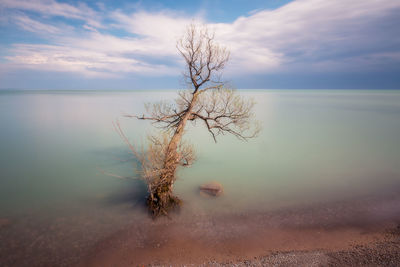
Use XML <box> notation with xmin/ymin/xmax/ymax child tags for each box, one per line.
<box><xmin>199</xmin><ymin>181</ymin><xmax>223</xmax><ymax>197</ymax></box>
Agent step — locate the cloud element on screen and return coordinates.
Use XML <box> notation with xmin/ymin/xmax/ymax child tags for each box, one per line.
<box><xmin>5</xmin><ymin>43</ymin><xmax>177</xmax><ymax>77</ymax></box>
<box><xmin>12</xmin><ymin>14</ymin><xmax>62</xmax><ymax>34</ymax></box>
<box><xmin>107</xmin><ymin>10</ymin><xmax>204</xmax><ymax>56</ymax></box>
<box><xmin>1</xmin><ymin>0</ymin><xmax>400</xmax><ymax>79</ymax></box>
<box><xmin>214</xmin><ymin>0</ymin><xmax>400</xmax><ymax>74</ymax></box>
<box><xmin>0</xmin><ymin>0</ymin><xmax>102</xmax><ymax>28</ymax></box>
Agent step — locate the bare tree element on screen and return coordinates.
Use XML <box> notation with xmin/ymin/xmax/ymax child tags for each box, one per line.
<box><xmin>121</xmin><ymin>24</ymin><xmax>260</xmax><ymax>217</ymax></box>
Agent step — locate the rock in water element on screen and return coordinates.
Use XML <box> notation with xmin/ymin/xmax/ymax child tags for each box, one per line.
<box><xmin>199</xmin><ymin>182</ymin><xmax>223</xmax><ymax>197</ymax></box>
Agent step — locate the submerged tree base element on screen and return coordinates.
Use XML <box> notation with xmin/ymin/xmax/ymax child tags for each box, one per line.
<box><xmin>147</xmin><ymin>191</ymin><xmax>182</xmax><ymax>218</ymax></box>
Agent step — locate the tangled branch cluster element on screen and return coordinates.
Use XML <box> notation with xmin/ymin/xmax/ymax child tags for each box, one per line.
<box><xmin>177</xmin><ymin>24</ymin><xmax>230</xmax><ymax>92</ymax></box>
<box><xmin>113</xmin><ymin>121</ymin><xmax>195</xmax><ymax>196</ymax></box>
<box><xmin>127</xmin><ymin>88</ymin><xmax>260</xmax><ymax>143</ymax></box>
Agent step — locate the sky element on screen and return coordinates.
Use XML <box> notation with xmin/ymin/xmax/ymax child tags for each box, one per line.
<box><xmin>0</xmin><ymin>0</ymin><xmax>399</xmax><ymax>90</ymax></box>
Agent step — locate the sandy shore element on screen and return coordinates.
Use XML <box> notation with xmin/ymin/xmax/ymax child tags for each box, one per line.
<box><xmin>80</xmin><ymin>221</ymin><xmax>400</xmax><ymax>267</ymax></box>
<box><xmin>80</xmin><ymin>194</ymin><xmax>400</xmax><ymax>267</ymax></box>
<box><xmin>1</xmin><ymin>193</ymin><xmax>399</xmax><ymax>266</ymax></box>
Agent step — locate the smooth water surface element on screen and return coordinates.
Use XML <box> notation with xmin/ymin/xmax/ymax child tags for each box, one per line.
<box><xmin>1</xmin><ymin>90</ymin><xmax>400</xmax><ymax>216</ymax></box>
<box><xmin>0</xmin><ymin>89</ymin><xmax>400</xmax><ymax>264</ymax></box>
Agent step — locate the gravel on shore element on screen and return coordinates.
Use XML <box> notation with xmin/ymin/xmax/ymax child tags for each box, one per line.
<box><xmin>143</xmin><ymin>224</ymin><xmax>400</xmax><ymax>267</ymax></box>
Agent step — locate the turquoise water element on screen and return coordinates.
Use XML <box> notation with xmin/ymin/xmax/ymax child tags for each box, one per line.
<box><xmin>0</xmin><ymin>90</ymin><xmax>400</xmax><ymax>216</ymax></box>
<box><xmin>0</xmin><ymin>90</ymin><xmax>400</xmax><ymax>265</ymax></box>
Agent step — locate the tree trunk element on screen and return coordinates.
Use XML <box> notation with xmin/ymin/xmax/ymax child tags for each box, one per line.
<box><xmin>147</xmin><ymin>92</ymin><xmax>199</xmax><ymax>217</ymax></box>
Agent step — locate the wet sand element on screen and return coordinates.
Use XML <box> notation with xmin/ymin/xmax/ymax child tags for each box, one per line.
<box><xmin>1</xmin><ymin>193</ymin><xmax>400</xmax><ymax>266</ymax></box>
<box><xmin>81</xmin><ymin>194</ymin><xmax>400</xmax><ymax>266</ymax></box>
<box><xmin>80</xmin><ymin>218</ymin><xmax>394</xmax><ymax>267</ymax></box>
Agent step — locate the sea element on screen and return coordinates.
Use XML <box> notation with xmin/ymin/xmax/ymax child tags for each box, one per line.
<box><xmin>0</xmin><ymin>89</ymin><xmax>399</xmax><ymax>265</ymax></box>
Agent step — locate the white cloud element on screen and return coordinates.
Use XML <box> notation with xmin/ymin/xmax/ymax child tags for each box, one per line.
<box><xmin>214</xmin><ymin>0</ymin><xmax>400</xmax><ymax>73</ymax></box>
<box><xmin>0</xmin><ymin>0</ymin><xmax>102</xmax><ymax>28</ymax></box>
<box><xmin>5</xmin><ymin>44</ymin><xmax>177</xmax><ymax>77</ymax></box>
<box><xmin>13</xmin><ymin>15</ymin><xmax>62</xmax><ymax>34</ymax></box>
<box><xmin>108</xmin><ymin>10</ymin><xmax>204</xmax><ymax>56</ymax></box>
<box><xmin>1</xmin><ymin>0</ymin><xmax>400</xmax><ymax>78</ymax></box>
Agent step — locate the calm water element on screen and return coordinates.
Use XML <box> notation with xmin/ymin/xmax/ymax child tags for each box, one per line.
<box><xmin>1</xmin><ymin>89</ymin><xmax>400</xmax><ymax>264</ymax></box>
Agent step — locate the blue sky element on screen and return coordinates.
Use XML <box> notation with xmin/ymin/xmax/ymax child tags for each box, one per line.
<box><xmin>0</xmin><ymin>0</ymin><xmax>399</xmax><ymax>90</ymax></box>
